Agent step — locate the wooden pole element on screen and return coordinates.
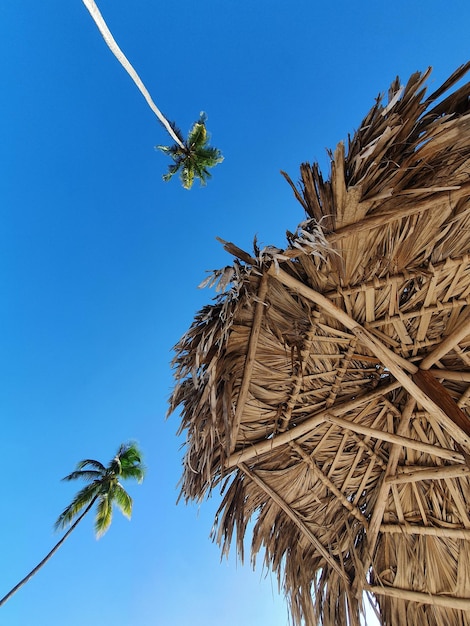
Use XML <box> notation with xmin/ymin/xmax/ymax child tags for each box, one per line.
<box><xmin>230</xmin><ymin>273</ymin><xmax>269</xmax><ymax>452</ymax></box>
<box><xmin>386</xmin><ymin>463</ymin><xmax>470</xmax><ymax>484</ymax></box>
<box><xmin>366</xmin><ymin>584</ymin><xmax>470</xmax><ymax>611</ymax></box>
<box><xmin>420</xmin><ymin>315</ymin><xmax>470</xmax><ymax>369</ymax></box>
<box><xmin>380</xmin><ymin>524</ymin><xmax>470</xmax><ymax>539</ymax></box>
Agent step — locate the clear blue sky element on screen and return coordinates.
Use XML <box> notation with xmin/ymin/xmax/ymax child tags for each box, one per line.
<box><xmin>1</xmin><ymin>1</ymin><xmax>469</xmax><ymax>625</ymax></box>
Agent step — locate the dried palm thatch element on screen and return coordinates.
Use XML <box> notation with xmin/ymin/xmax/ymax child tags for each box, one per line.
<box><xmin>169</xmin><ymin>63</ymin><xmax>470</xmax><ymax>626</ymax></box>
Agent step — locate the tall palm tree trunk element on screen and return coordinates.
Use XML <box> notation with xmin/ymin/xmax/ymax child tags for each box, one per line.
<box><xmin>0</xmin><ymin>497</ymin><xmax>97</xmax><ymax>608</ymax></box>
<box><xmin>81</xmin><ymin>0</ymin><xmax>186</xmax><ymax>151</ymax></box>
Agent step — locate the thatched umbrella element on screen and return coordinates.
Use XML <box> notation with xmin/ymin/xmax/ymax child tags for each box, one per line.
<box><xmin>169</xmin><ymin>63</ymin><xmax>470</xmax><ymax>626</ymax></box>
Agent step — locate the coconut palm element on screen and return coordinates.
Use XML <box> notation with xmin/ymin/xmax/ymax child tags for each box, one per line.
<box><xmin>0</xmin><ymin>442</ymin><xmax>145</xmax><ymax>608</ymax></box>
<box><xmin>157</xmin><ymin>113</ymin><xmax>224</xmax><ymax>189</ymax></box>
<box><xmin>81</xmin><ymin>0</ymin><xmax>223</xmax><ymax>188</ymax></box>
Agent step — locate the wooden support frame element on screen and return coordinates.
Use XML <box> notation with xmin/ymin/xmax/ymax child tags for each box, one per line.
<box><xmin>268</xmin><ymin>266</ymin><xmax>470</xmax><ymax>449</ymax></box>
<box><xmin>324</xmin><ymin>414</ymin><xmax>464</xmax><ymax>463</ymax></box>
<box><xmin>429</xmin><ymin>370</ymin><xmax>470</xmax><ymax>383</ymax></box>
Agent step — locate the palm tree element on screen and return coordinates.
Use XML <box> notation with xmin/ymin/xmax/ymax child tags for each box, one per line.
<box><xmin>157</xmin><ymin>113</ymin><xmax>224</xmax><ymax>189</ymax></box>
<box><xmin>81</xmin><ymin>0</ymin><xmax>223</xmax><ymax>188</ymax></box>
<box><xmin>0</xmin><ymin>442</ymin><xmax>145</xmax><ymax>608</ymax></box>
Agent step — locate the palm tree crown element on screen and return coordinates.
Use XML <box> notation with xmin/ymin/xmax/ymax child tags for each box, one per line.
<box><xmin>157</xmin><ymin>113</ymin><xmax>224</xmax><ymax>189</ymax></box>
<box><xmin>55</xmin><ymin>441</ymin><xmax>145</xmax><ymax>537</ymax></box>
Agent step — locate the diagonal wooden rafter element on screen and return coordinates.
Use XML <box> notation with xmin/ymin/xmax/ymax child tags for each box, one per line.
<box><xmin>412</xmin><ymin>369</ymin><xmax>470</xmax><ymax>444</ymax></box>
<box><xmin>290</xmin><ymin>441</ymin><xmax>369</xmax><ymax>528</ymax></box>
<box><xmin>238</xmin><ymin>462</ymin><xmax>350</xmax><ymax>582</ymax></box>
<box><xmin>420</xmin><ymin>314</ymin><xmax>470</xmax><ymax>369</ymax></box>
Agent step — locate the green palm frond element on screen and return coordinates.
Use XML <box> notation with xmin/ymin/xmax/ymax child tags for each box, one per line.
<box><xmin>55</xmin><ymin>482</ymin><xmax>102</xmax><ymax>530</ymax></box>
<box><xmin>162</xmin><ymin>163</ymin><xmax>180</xmax><ymax>182</ymax></box>
<box><xmin>166</xmin><ymin>120</ymin><xmax>185</xmax><ymax>145</ymax></box>
<box><xmin>109</xmin><ymin>456</ymin><xmax>122</xmax><ymax>476</ymax></box>
<box><xmin>119</xmin><ymin>464</ymin><xmax>145</xmax><ymax>483</ymax></box>
<box><xmin>157</xmin><ymin>113</ymin><xmax>223</xmax><ymax>189</ymax></box>
<box><xmin>113</xmin><ymin>483</ymin><xmax>133</xmax><ymax>518</ymax></box>
<box><xmin>180</xmin><ymin>165</ymin><xmax>195</xmax><ymax>190</ymax></box>
<box><xmin>95</xmin><ymin>494</ymin><xmax>113</xmax><ymax>537</ymax></box>
<box><xmin>117</xmin><ymin>442</ymin><xmax>146</xmax><ymax>482</ymax></box>
<box><xmin>186</xmin><ymin>117</ymin><xmax>207</xmax><ymax>148</ymax></box>
<box><xmin>62</xmin><ymin>470</ymin><xmax>103</xmax><ymax>482</ymax></box>
<box><xmin>156</xmin><ymin>144</ymin><xmax>176</xmax><ymax>157</ymax></box>
<box><xmin>118</xmin><ymin>442</ymin><xmax>142</xmax><ymax>466</ymax></box>
<box><xmin>76</xmin><ymin>459</ymin><xmax>106</xmax><ymax>472</ymax></box>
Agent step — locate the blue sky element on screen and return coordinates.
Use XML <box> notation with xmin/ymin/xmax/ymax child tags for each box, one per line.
<box><xmin>1</xmin><ymin>1</ymin><xmax>469</xmax><ymax>624</ymax></box>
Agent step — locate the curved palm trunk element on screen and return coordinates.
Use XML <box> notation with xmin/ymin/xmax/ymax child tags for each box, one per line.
<box><xmin>81</xmin><ymin>0</ymin><xmax>186</xmax><ymax>151</ymax></box>
<box><xmin>0</xmin><ymin>497</ymin><xmax>97</xmax><ymax>608</ymax></box>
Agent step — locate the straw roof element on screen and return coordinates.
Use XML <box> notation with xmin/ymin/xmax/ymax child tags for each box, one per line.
<box><xmin>170</xmin><ymin>63</ymin><xmax>470</xmax><ymax>626</ymax></box>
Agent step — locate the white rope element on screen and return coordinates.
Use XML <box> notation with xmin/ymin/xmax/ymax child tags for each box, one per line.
<box><xmin>81</xmin><ymin>0</ymin><xmax>185</xmax><ymax>150</ymax></box>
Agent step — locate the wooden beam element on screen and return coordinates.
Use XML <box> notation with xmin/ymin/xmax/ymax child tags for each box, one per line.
<box><xmin>420</xmin><ymin>314</ymin><xmax>470</xmax><ymax>370</ymax></box>
<box><xmin>429</xmin><ymin>369</ymin><xmax>470</xmax><ymax>383</ymax></box>
<box><xmin>380</xmin><ymin>523</ymin><xmax>470</xmax><ymax>540</ymax></box>
<box><xmin>412</xmin><ymin>369</ymin><xmax>470</xmax><ymax>437</ymax></box>
<box><xmin>366</xmin><ymin>584</ymin><xmax>470</xmax><ymax>611</ymax></box>
<box><xmin>230</xmin><ymin>273</ymin><xmax>269</xmax><ymax>452</ymax></box>
<box><xmin>386</xmin><ymin>463</ymin><xmax>469</xmax><ymax>484</ymax></box>
<box><xmin>238</xmin><ymin>462</ymin><xmax>349</xmax><ymax>583</ymax></box>
<box><xmin>225</xmin><ymin>380</ymin><xmax>401</xmax><ymax>469</ymax></box>
<box><xmin>324</xmin><ymin>413</ymin><xmax>464</xmax><ymax>463</ymax></box>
